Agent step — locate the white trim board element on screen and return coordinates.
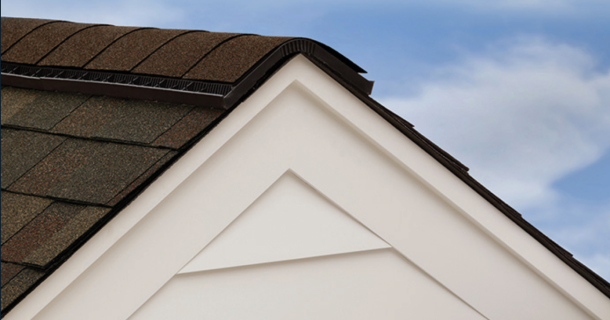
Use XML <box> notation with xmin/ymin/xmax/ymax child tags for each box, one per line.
<box><xmin>178</xmin><ymin>171</ymin><xmax>390</xmax><ymax>274</ymax></box>
<box><xmin>132</xmin><ymin>249</ymin><xmax>487</xmax><ymax>320</ymax></box>
<box><xmin>7</xmin><ymin>55</ymin><xmax>609</xmax><ymax>320</ymax></box>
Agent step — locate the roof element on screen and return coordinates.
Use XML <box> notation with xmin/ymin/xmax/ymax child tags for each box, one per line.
<box><xmin>1</xmin><ymin>17</ymin><xmax>609</xmax><ymax>316</ymax></box>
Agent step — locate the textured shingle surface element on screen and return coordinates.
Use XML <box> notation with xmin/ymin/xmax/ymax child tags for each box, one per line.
<box><xmin>23</xmin><ymin>206</ymin><xmax>110</xmax><ymax>266</ymax></box>
<box><xmin>2</xmin><ymin>21</ymin><xmax>99</xmax><ymax>64</ymax></box>
<box><xmin>0</xmin><ymin>268</ymin><xmax>44</xmax><ymax>310</ymax></box>
<box><xmin>1</xmin><ymin>87</ymin><xmax>38</xmax><ymax>125</ymax></box>
<box><xmin>1</xmin><ymin>18</ymin><xmax>293</xmax><ymax>84</ymax></box>
<box><xmin>52</xmin><ymin>96</ymin><xmax>193</xmax><ymax>143</ymax></box>
<box><xmin>1</xmin><ymin>263</ymin><xmax>25</xmax><ymax>287</ymax></box>
<box><xmin>153</xmin><ymin>106</ymin><xmax>224</xmax><ymax>149</ymax></box>
<box><xmin>183</xmin><ymin>35</ymin><xmax>291</xmax><ymax>82</ymax></box>
<box><xmin>38</xmin><ymin>25</ymin><xmax>141</xmax><ymax>67</ymax></box>
<box><xmin>8</xmin><ymin>139</ymin><xmax>169</xmax><ymax>203</ymax></box>
<box><xmin>0</xmin><ymin>85</ymin><xmax>224</xmax><ymax>314</ymax></box>
<box><xmin>133</xmin><ymin>31</ymin><xmax>240</xmax><ymax>77</ymax></box>
<box><xmin>1</xmin><ymin>129</ymin><xmax>66</xmax><ymax>189</ymax></box>
<box><xmin>1</xmin><ymin>202</ymin><xmax>86</xmax><ymax>264</ymax></box>
<box><xmin>85</xmin><ymin>28</ymin><xmax>190</xmax><ymax>71</ymax></box>
<box><xmin>1</xmin><ymin>87</ymin><xmax>90</xmax><ymax>130</ymax></box>
<box><xmin>1</xmin><ymin>192</ymin><xmax>53</xmax><ymax>244</ymax></box>
<box><xmin>0</xmin><ymin>17</ymin><xmax>353</xmax><ymax>317</ymax></box>
<box><xmin>0</xmin><ymin>18</ymin><xmax>56</xmax><ymax>53</ymax></box>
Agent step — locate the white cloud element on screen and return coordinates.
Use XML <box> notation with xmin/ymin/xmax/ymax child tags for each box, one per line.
<box><xmin>382</xmin><ymin>37</ymin><xmax>610</xmax><ymax>209</ymax></box>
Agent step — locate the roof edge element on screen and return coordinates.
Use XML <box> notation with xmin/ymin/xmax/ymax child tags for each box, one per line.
<box><xmin>225</xmin><ymin>38</ymin><xmax>374</xmax><ymax>108</ymax></box>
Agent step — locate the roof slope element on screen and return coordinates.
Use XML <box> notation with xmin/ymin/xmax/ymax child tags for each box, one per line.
<box><xmin>0</xmin><ymin>86</ymin><xmax>223</xmax><ymax>313</ymax></box>
<box><xmin>1</xmin><ymin>17</ymin><xmax>609</xmax><ymax>317</ymax></box>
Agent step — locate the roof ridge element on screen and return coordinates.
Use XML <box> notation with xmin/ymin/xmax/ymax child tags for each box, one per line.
<box><xmin>129</xmin><ymin>30</ymin><xmax>204</xmax><ymax>72</ymax></box>
<box><xmin>33</xmin><ymin>24</ymin><xmax>108</xmax><ymax>65</ymax></box>
<box><xmin>178</xmin><ymin>33</ymin><xmax>252</xmax><ymax>78</ymax></box>
<box><xmin>80</xmin><ymin>27</ymin><xmax>152</xmax><ymax>69</ymax></box>
<box><xmin>1</xmin><ymin>20</ymin><xmax>62</xmax><ymax>55</ymax></box>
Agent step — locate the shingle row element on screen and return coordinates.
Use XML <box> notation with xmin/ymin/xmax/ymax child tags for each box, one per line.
<box><xmin>1</xmin><ymin>87</ymin><xmax>222</xmax><ymax>148</ymax></box>
<box><xmin>0</xmin><ymin>86</ymin><xmax>225</xmax><ymax>313</ymax></box>
<box><xmin>1</xmin><ymin>18</ymin><xmax>292</xmax><ymax>83</ymax></box>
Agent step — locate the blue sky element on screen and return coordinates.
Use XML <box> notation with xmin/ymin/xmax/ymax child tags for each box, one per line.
<box><xmin>3</xmin><ymin>0</ymin><xmax>609</xmax><ymax>280</ymax></box>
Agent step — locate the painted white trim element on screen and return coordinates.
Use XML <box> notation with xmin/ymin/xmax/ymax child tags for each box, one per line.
<box><xmin>178</xmin><ymin>171</ymin><xmax>390</xmax><ymax>273</ymax></box>
<box><xmin>6</xmin><ymin>55</ymin><xmax>608</xmax><ymax>320</ymax></box>
<box><xmin>132</xmin><ymin>249</ymin><xmax>488</xmax><ymax>320</ymax></box>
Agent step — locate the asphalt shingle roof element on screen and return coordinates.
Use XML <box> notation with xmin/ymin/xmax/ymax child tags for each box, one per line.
<box><xmin>1</xmin><ymin>16</ymin><xmax>608</xmax><ymax>317</ymax></box>
<box><xmin>1</xmin><ymin>18</ymin><xmax>293</xmax><ymax>84</ymax></box>
<box><xmin>0</xmin><ymin>84</ymin><xmax>223</xmax><ymax>314</ymax></box>
<box><xmin>0</xmin><ymin>18</ymin><xmax>366</xmax><ymax>314</ymax></box>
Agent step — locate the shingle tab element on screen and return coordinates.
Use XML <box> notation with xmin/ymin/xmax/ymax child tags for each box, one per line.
<box><xmin>1</xmin><ymin>202</ymin><xmax>84</xmax><ymax>264</ymax></box>
<box><xmin>51</xmin><ymin>95</ymin><xmax>193</xmax><ymax>144</ymax></box>
<box><xmin>183</xmin><ymin>35</ymin><xmax>290</xmax><ymax>82</ymax></box>
<box><xmin>24</xmin><ymin>206</ymin><xmax>110</xmax><ymax>267</ymax></box>
<box><xmin>85</xmin><ymin>28</ymin><xmax>189</xmax><ymax>71</ymax></box>
<box><xmin>1</xmin><ymin>192</ymin><xmax>53</xmax><ymax>245</ymax></box>
<box><xmin>1</xmin><ymin>263</ymin><xmax>25</xmax><ymax>288</ymax></box>
<box><xmin>1</xmin><ymin>18</ymin><xmax>56</xmax><ymax>54</ymax></box>
<box><xmin>1</xmin><ymin>87</ymin><xmax>37</xmax><ymax>124</ymax></box>
<box><xmin>133</xmin><ymin>31</ymin><xmax>241</xmax><ymax>78</ymax></box>
<box><xmin>0</xmin><ymin>268</ymin><xmax>44</xmax><ymax>311</ymax></box>
<box><xmin>152</xmin><ymin>106</ymin><xmax>224</xmax><ymax>149</ymax></box>
<box><xmin>2</xmin><ymin>22</ymin><xmax>99</xmax><ymax>64</ymax></box>
<box><xmin>2</xmin><ymin>88</ymin><xmax>90</xmax><ymax>130</ymax></box>
<box><xmin>106</xmin><ymin>151</ymin><xmax>177</xmax><ymax>206</ymax></box>
<box><xmin>9</xmin><ymin>139</ymin><xmax>169</xmax><ymax>204</ymax></box>
<box><xmin>0</xmin><ymin>129</ymin><xmax>66</xmax><ymax>189</ymax></box>
<box><xmin>38</xmin><ymin>25</ymin><xmax>141</xmax><ymax>68</ymax></box>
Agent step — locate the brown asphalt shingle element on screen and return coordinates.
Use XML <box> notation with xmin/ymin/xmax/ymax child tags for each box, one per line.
<box><xmin>1</xmin><ymin>268</ymin><xmax>44</xmax><ymax>310</ymax></box>
<box><xmin>133</xmin><ymin>31</ymin><xmax>241</xmax><ymax>78</ymax></box>
<box><xmin>2</xmin><ymin>21</ymin><xmax>99</xmax><ymax>65</ymax></box>
<box><xmin>183</xmin><ymin>35</ymin><xmax>291</xmax><ymax>82</ymax></box>
<box><xmin>1</xmin><ymin>192</ymin><xmax>53</xmax><ymax>245</ymax></box>
<box><xmin>84</xmin><ymin>28</ymin><xmax>190</xmax><ymax>71</ymax></box>
<box><xmin>1</xmin><ymin>87</ymin><xmax>90</xmax><ymax>130</ymax></box>
<box><xmin>24</xmin><ymin>206</ymin><xmax>110</xmax><ymax>267</ymax></box>
<box><xmin>1</xmin><ymin>87</ymin><xmax>37</xmax><ymax>124</ymax></box>
<box><xmin>2</xmin><ymin>19</ymin><xmax>295</xmax><ymax>84</ymax></box>
<box><xmin>106</xmin><ymin>151</ymin><xmax>177</xmax><ymax>206</ymax></box>
<box><xmin>38</xmin><ymin>25</ymin><xmax>141</xmax><ymax>68</ymax></box>
<box><xmin>0</xmin><ymin>263</ymin><xmax>25</xmax><ymax>288</ymax></box>
<box><xmin>0</xmin><ymin>19</ymin><xmax>298</xmax><ymax>315</ymax></box>
<box><xmin>152</xmin><ymin>106</ymin><xmax>224</xmax><ymax>149</ymax></box>
<box><xmin>1</xmin><ymin>18</ymin><xmax>57</xmax><ymax>54</ymax></box>
<box><xmin>52</xmin><ymin>95</ymin><xmax>193</xmax><ymax>144</ymax></box>
<box><xmin>1</xmin><ymin>202</ymin><xmax>85</xmax><ymax>264</ymax></box>
<box><xmin>8</xmin><ymin>138</ymin><xmax>169</xmax><ymax>204</ymax></box>
<box><xmin>0</xmin><ymin>129</ymin><xmax>66</xmax><ymax>189</ymax></box>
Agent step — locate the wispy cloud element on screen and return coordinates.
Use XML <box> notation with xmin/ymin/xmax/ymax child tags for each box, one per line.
<box><xmin>383</xmin><ymin>37</ymin><xmax>610</xmax><ymax>210</ymax></box>
<box><xmin>382</xmin><ymin>36</ymin><xmax>610</xmax><ymax>280</ymax></box>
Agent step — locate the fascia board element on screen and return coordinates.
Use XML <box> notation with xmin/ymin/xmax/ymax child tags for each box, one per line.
<box><xmin>5</xmin><ymin>54</ymin><xmax>608</xmax><ymax>320</ymax></box>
